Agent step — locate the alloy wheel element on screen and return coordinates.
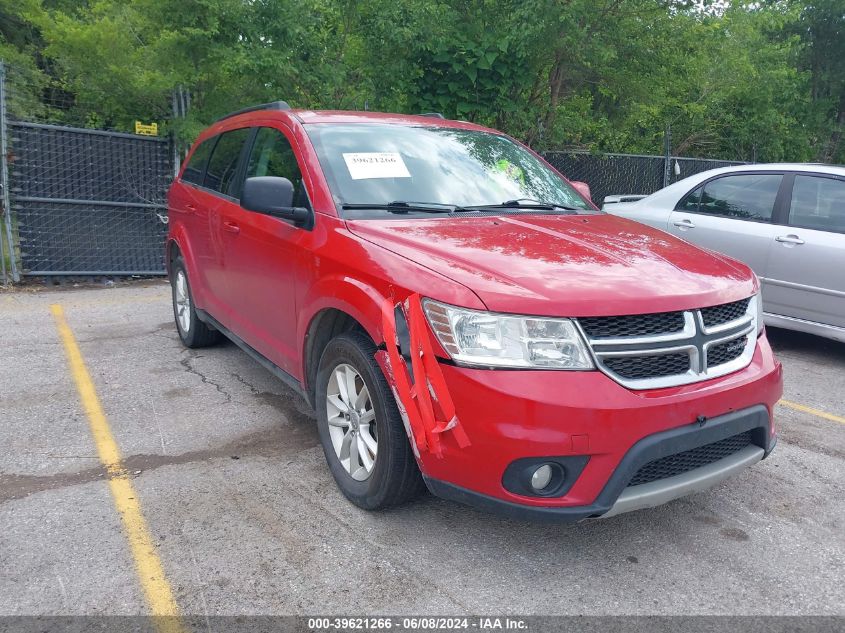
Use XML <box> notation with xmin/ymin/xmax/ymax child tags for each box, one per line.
<box><xmin>175</xmin><ymin>270</ymin><xmax>191</xmax><ymax>332</ymax></box>
<box><xmin>326</xmin><ymin>363</ymin><xmax>378</xmax><ymax>481</ymax></box>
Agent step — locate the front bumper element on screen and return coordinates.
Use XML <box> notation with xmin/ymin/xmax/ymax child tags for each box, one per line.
<box><xmin>418</xmin><ymin>334</ymin><xmax>782</xmax><ymax>521</ymax></box>
<box><xmin>602</xmin><ymin>442</ymin><xmax>765</xmax><ymax>519</ymax></box>
<box><xmin>425</xmin><ymin>405</ymin><xmax>775</xmax><ymax>522</ymax></box>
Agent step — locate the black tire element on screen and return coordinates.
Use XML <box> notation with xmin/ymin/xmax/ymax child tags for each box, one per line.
<box><xmin>315</xmin><ymin>331</ymin><xmax>425</xmax><ymax>510</ymax></box>
<box><xmin>170</xmin><ymin>255</ymin><xmax>222</xmax><ymax>348</ymax></box>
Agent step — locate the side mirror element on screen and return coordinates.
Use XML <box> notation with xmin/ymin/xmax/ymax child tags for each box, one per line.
<box><xmin>571</xmin><ymin>181</ymin><xmax>592</xmax><ymax>203</ymax></box>
<box><xmin>241</xmin><ymin>176</ymin><xmax>311</xmax><ymax>227</ymax></box>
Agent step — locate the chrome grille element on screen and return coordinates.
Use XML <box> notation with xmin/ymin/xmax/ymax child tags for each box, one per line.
<box><xmin>576</xmin><ymin>297</ymin><xmax>757</xmax><ymax>390</ymax></box>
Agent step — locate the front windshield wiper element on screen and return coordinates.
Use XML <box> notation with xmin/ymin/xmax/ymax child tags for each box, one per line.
<box><xmin>341</xmin><ymin>199</ymin><xmax>584</xmax><ymax>215</ymax></box>
<box><xmin>341</xmin><ymin>201</ymin><xmax>459</xmax><ymax>214</ymax></box>
<box><xmin>459</xmin><ymin>198</ymin><xmax>582</xmax><ymax>212</ymax></box>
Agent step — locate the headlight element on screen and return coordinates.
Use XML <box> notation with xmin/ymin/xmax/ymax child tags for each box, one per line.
<box><xmin>422</xmin><ymin>299</ymin><xmax>594</xmax><ymax>369</ymax></box>
<box><xmin>750</xmin><ymin>291</ymin><xmax>764</xmax><ymax>335</ymax></box>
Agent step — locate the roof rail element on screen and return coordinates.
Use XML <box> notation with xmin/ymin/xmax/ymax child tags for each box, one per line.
<box><xmin>216</xmin><ymin>101</ymin><xmax>291</xmax><ymax>123</ymax></box>
<box><xmin>419</xmin><ymin>112</ymin><xmax>445</xmax><ymax>119</ymax></box>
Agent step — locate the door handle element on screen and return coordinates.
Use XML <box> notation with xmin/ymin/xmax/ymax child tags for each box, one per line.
<box><xmin>775</xmin><ymin>234</ymin><xmax>804</xmax><ymax>245</ymax></box>
<box><xmin>672</xmin><ymin>218</ymin><xmax>696</xmax><ymax>229</ymax></box>
<box><xmin>222</xmin><ymin>221</ymin><xmax>240</xmax><ymax>234</ymax></box>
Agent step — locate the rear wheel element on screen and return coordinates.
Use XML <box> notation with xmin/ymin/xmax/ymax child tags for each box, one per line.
<box><xmin>171</xmin><ymin>256</ymin><xmax>222</xmax><ymax>348</ymax></box>
<box><xmin>315</xmin><ymin>331</ymin><xmax>424</xmax><ymax>509</ymax></box>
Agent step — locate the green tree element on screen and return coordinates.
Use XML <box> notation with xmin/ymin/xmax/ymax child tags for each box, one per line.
<box><xmin>790</xmin><ymin>0</ymin><xmax>845</xmax><ymax>162</ymax></box>
<box><xmin>0</xmin><ymin>0</ymin><xmax>839</xmax><ymax>163</ymax></box>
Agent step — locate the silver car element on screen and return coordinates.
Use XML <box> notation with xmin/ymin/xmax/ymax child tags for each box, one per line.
<box><xmin>605</xmin><ymin>163</ymin><xmax>845</xmax><ymax>343</ymax></box>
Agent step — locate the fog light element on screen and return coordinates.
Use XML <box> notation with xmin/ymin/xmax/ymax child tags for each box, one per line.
<box><xmin>503</xmin><ymin>456</ymin><xmax>586</xmax><ymax>498</ymax></box>
<box><xmin>531</xmin><ymin>464</ymin><xmax>554</xmax><ymax>491</ymax></box>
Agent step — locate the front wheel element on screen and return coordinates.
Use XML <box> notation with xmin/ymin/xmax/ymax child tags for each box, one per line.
<box><xmin>315</xmin><ymin>331</ymin><xmax>424</xmax><ymax>509</ymax></box>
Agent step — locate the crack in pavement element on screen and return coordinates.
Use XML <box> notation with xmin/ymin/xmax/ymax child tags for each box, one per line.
<box><xmin>69</xmin><ymin>321</ymin><xmax>179</xmax><ymax>345</ymax></box>
<box><xmin>229</xmin><ymin>371</ymin><xmax>315</xmax><ymax>426</ymax></box>
<box><xmin>0</xmin><ymin>424</ymin><xmax>319</xmax><ymax>505</ymax></box>
<box><xmin>2</xmin><ymin>344</ymin><xmax>321</xmax><ymax>505</ymax></box>
<box><xmin>180</xmin><ymin>351</ymin><xmax>233</xmax><ymax>403</ymax></box>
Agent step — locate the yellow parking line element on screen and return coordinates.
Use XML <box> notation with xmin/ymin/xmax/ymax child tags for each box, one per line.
<box><xmin>778</xmin><ymin>399</ymin><xmax>845</xmax><ymax>425</ymax></box>
<box><xmin>51</xmin><ymin>304</ymin><xmax>184</xmax><ymax>632</ymax></box>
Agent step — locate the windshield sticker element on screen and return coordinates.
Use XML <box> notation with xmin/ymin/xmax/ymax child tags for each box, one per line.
<box><xmin>494</xmin><ymin>159</ymin><xmax>525</xmax><ymax>185</ymax></box>
<box><xmin>343</xmin><ymin>152</ymin><xmax>411</xmax><ymax>180</ymax></box>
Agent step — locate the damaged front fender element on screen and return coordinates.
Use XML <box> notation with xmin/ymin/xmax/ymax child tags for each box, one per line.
<box><xmin>377</xmin><ymin>294</ymin><xmax>470</xmax><ymax>459</ymax></box>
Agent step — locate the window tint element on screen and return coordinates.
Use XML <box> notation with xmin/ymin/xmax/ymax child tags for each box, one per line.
<box><xmin>789</xmin><ymin>175</ymin><xmax>845</xmax><ymax>233</ymax></box>
<box><xmin>182</xmin><ymin>137</ymin><xmax>216</xmax><ymax>185</ymax></box>
<box><xmin>245</xmin><ymin>127</ymin><xmax>309</xmax><ymax>208</ymax></box>
<box><xmin>204</xmin><ymin>128</ymin><xmax>250</xmax><ymax>197</ymax></box>
<box><xmin>696</xmin><ymin>174</ymin><xmax>781</xmax><ymax>221</ymax></box>
<box><xmin>676</xmin><ymin>185</ymin><xmax>703</xmax><ymax>212</ymax></box>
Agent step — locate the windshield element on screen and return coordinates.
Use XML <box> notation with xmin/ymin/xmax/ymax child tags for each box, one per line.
<box><xmin>304</xmin><ymin>123</ymin><xmax>593</xmax><ymax>217</ymax></box>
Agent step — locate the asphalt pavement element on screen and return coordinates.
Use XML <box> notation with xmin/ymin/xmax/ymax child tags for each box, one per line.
<box><xmin>0</xmin><ymin>281</ymin><xmax>843</xmax><ymax>617</ymax></box>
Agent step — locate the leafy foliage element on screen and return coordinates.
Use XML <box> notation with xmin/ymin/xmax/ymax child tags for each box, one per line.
<box><xmin>0</xmin><ymin>0</ymin><xmax>841</xmax><ymax>163</ymax></box>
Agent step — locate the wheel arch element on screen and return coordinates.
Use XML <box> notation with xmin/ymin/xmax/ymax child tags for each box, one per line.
<box><xmin>165</xmin><ymin>238</ymin><xmax>181</xmax><ymax>276</ymax></box>
<box><xmin>165</xmin><ymin>228</ymin><xmax>208</xmax><ymax>308</ymax></box>
<box><xmin>299</xmin><ymin>276</ymin><xmax>390</xmax><ymax>403</ymax></box>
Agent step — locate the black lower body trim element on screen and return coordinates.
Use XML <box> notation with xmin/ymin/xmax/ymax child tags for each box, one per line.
<box><xmin>424</xmin><ymin>476</ymin><xmax>603</xmax><ymax>523</ymax></box>
<box><xmin>425</xmin><ymin>405</ymin><xmax>774</xmax><ymax>523</ymax></box>
<box><xmin>195</xmin><ymin>308</ymin><xmax>312</xmax><ymax>405</ymax></box>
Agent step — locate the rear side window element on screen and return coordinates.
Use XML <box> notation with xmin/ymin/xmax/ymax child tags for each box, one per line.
<box><xmin>789</xmin><ymin>175</ymin><xmax>845</xmax><ymax>234</ymax></box>
<box><xmin>676</xmin><ymin>185</ymin><xmax>703</xmax><ymax>212</ymax></box>
<box><xmin>695</xmin><ymin>174</ymin><xmax>781</xmax><ymax>221</ymax></box>
<box><xmin>244</xmin><ymin>127</ymin><xmax>309</xmax><ymax>208</ymax></box>
<box><xmin>204</xmin><ymin>128</ymin><xmax>250</xmax><ymax>197</ymax></box>
<box><xmin>182</xmin><ymin>137</ymin><xmax>216</xmax><ymax>185</ymax></box>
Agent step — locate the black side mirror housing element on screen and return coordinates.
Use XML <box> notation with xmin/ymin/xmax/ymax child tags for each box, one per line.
<box><xmin>241</xmin><ymin>176</ymin><xmax>312</xmax><ymax>228</ymax></box>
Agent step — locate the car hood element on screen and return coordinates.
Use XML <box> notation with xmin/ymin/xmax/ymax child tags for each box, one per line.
<box><xmin>346</xmin><ymin>213</ymin><xmax>757</xmax><ymax>316</ymax></box>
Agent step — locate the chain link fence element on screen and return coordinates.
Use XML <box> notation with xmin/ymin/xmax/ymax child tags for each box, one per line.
<box><xmin>544</xmin><ymin>152</ymin><xmax>745</xmax><ymax>206</ymax></box>
<box><xmin>0</xmin><ymin>57</ymin><xmax>755</xmax><ymax>283</ymax></box>
<box><xmin>0</xmin><ymin>61</ymin><xmax>173</xmax><ymax>282</ymax></box>
<box><xmin>10</xmin><ymin>123</ymin><xmax>172</xmax><ymax>275</ymax></box>
<box><xmin>543</xmin><ymin>151</ymin><xmax>748</xmax><ymax>206</ymax></box>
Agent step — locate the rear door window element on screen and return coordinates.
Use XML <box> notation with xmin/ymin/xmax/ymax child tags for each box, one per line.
<box><xmin>182</xmin><ymin>137</ymin><xmax>216</xmax><ymax>185</ymax></box>
<box><xmin>789</xmin><ymin>175</ymin><xmax>845</xmax><ymax>234</ymax></box>
<box><xmin>204</xmin><ymin>128</ymin><xmax>251</xmax><ymax>197</ymax></box>
<box><xmin>695</xmin><ymin>174</ymin><xmax>782</xmax><ymax>221</ymax></box>
<box><xmin>244</xmin><ymin>127</ymin><xmax>309</xmax><ymax>208</ymax></box>
<box><xmin>676</xmin><ymin>185</ymin><xmax>703</xmax><ymax>212</ymax></box>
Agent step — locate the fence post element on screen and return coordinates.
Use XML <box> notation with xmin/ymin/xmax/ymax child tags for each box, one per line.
<box><xmin>0</xmin><ymin>62</ymin><xmax>5</xmax><ymax>284</ymax></box>
<box><xmin>663</xmin><ymin>123</ymin><xmax>672</xmax><ymax>188</ymax></box>
<box><xmin>0</xmin><ymin>61</ymin><xmax>20</xmax><ymax>282</ymax></box>
<box><xmin>171</xmin><ymin>90</ymin><xmax>181</xmax><ymax>178</ymax></box>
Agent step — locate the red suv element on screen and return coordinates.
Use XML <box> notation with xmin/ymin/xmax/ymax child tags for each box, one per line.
<box><xmin>166</xmin><ymin>102</ymin><xmax>782</xmax><ymax>520</ymax></box>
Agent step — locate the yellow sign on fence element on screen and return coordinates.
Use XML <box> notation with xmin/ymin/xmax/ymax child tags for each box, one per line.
<box><xmin>135</xmin><ymin>121</ymin><xmax>159</xmax><ymax>136</ymax></box>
